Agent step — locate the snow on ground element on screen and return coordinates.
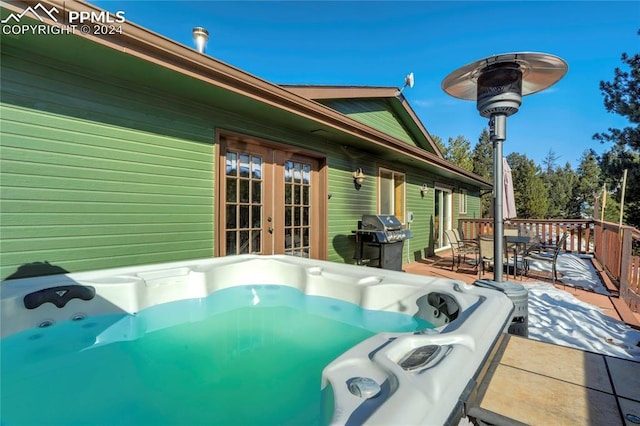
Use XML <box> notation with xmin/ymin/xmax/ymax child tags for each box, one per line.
<box><xmin>523</xmin><ymin>253</ymin><xmax>640</xmax><ymax>361</ymax></box>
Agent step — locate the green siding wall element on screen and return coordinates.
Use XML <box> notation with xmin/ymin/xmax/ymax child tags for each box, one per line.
<box><xmin>0</xmin><ymin>51</ymin><xmax>217</xmax><ymax>278</ymax></box>
<box><xmin>326</xmin><ymin>157</ymin><xmax>376</xmax><ymax>264</ymax></box>
<box><xmin>320</xmin><ymin>99</ymin><xmax>417</xmax><ymax>146</ymax></box>
<box><xmin>0</xmin><ymin>44</ymin><xmax>481</xmax><ymax>279</ymax></box>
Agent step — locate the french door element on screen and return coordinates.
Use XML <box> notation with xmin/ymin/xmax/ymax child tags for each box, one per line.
<box><xmin>434</xmin><ymin>186</ymin><xmax>452</xmax><ymax>250</ymax></box>
<box><xmin>217</xmin><ymin>135</ymin><xmax>324</xmax><ymax>258</ymax></box>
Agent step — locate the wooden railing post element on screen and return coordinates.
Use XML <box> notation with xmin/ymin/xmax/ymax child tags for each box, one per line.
<box><xmin>620</xmin><ymin>227</ymin><xmax>632</xmax><ymax>302</ymax></box>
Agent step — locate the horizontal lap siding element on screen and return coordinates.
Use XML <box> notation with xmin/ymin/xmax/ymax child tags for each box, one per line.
<box><xmin>320</xmin><ymin>99</ymin><xmax>417</xmax><ymax>146</ymax></box>
<box><xmin>324</xmin><ymin>157</ymin><xmax>446</xmax><ymax>265</ymax></box>
<box><xmin>0</xmin><ymin>53</ymin><xmax>215</xmax><ymax>278</ymax></box>
<box><xmin>405</xmin><ymin>174</ymin><xmax>435</xmax><ymax>261</ymax></box>
<box><xmin>326</xmin><ymin>155</ymin><xmax>376</xmax><ymax>263</ymax></box>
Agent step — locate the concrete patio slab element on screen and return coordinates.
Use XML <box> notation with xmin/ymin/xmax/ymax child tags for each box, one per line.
<box><xmin>467</xmin><ymin>335</ymin><xmax>639</xmax><ymax>426</ymax></box>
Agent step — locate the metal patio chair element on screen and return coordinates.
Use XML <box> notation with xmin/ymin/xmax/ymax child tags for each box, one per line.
<box><xmin>445</xmin><ymin>229</ymin><xmax>478</xmax><ymax>271</ymax></box>
<box><xmin>523</xmin><ymin>232</ymin><xmax>569</xmax><ymax>283</ymax></box>
<box><xmin>477</xmin><ymin>234</ymin><xmax>509</xmax><ymax>279</ymax></box>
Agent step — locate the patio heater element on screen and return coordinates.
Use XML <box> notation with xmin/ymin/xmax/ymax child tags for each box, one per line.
<box><xmin>442</xmin><ymin>52</ymin><xmax>567</xmax><ymax>283</ymax></box>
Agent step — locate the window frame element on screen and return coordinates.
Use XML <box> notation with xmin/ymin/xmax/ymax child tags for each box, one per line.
<box><xmin>458</xmin><ymin>188</ymin><xmax>468</xmax><ymax>214</ymax></box>
<box><xmin>377</xmin><ymin>167</ymin><xmax>406</xmax><ymax>224</ymax></box>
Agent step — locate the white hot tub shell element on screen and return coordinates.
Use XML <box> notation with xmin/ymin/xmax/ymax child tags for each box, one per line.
<box><xmin>0</xmin><ymin>255</ymin><xmax>513</xmax><ymax>425</ymax></box>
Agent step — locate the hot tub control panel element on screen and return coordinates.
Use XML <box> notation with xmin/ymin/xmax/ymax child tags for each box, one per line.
<box><xmin>399</xmin><ymin>344</ymin><xmax>449</xmax><ymax>371</ymax></box>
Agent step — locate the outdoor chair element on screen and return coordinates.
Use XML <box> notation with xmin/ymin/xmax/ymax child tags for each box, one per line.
<box><xmin>523</xmin><ymin>232</ymin><xmax>569</xmax><ymax>283</ymax></box>
<box><xmin>503</xmin><ymin>228</ymin><xmax>521</xmax><ymax>279</ymax></box>
<box><xmin>452</xmin><ymin>228</ymin><xmax>477</xmax><ymax>247</ymax></box>
<box><xmin>477</xmin><ymin>235</ymin><xmax>509</xmax><ymax>279</ymax></box>
<box><xmin>445</xmin><ymin>229</ymin><xmax>478</xmax><ymax>271</ymax></box>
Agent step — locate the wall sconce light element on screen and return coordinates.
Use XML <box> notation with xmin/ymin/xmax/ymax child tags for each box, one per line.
<box><xmin>420</xmin><ymin>184</ymin><xmax>429</xmax><ymax>198</ymax></box>
<box><xmin>353</xmin><ymin>168</ymin><xmax>366</xmax><ymax>190</ymax></box>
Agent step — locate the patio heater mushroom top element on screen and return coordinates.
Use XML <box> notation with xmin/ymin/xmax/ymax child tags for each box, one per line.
<box><xmin>441</xmin><ymin>52</ymin><xmax>567</xmax><ymax>283</ymax></box>
<box><xmin>441</xmin><ymin>52</ymin><xmax>568</xmax><ymax>117</ymax></box>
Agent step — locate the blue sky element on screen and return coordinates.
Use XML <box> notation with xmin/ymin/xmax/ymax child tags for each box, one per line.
<box><xmin>94</xmin><ymin>1</ymin><xmax>639</xmax><ymax>169</ymax></box>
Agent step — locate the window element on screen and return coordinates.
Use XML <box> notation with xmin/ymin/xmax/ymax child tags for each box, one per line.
<box><xmin>379</xmin><ymin>168</ymin><xmax>405</xmax><ymax>222</ymax></box>
<box><xmin>459</xmin><ymin>189</ymin><xmax>468</xmax><ymax>214</ymax></box>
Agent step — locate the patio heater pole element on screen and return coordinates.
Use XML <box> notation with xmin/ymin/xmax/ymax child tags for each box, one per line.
<box><xmin>491</xmin><ymin>114</ymin><xmax>506</xmax><ymax>282</ymax></box>
<box><xmin>442</xmin><ymin>52</ymin><xmax>568</xmax><ymax>283</ymax></box>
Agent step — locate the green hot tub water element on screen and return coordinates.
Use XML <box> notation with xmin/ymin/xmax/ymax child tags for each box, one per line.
<box><xmin>1</xmin><ymin>285</ymin><xmax>433</xmax><ymax>425</ymax></box>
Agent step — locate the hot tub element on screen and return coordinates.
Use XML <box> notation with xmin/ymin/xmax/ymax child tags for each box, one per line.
<box><xmin>1</xmin><ymin>255</ymin><xmax>512</xmax><ymax>425</ymax></box>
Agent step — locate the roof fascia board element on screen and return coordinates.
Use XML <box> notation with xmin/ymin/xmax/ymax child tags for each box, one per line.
<box><xmin>280</xmin><ymin>85</ymin><xmax>399</xmax><ymax>100</ymax></box>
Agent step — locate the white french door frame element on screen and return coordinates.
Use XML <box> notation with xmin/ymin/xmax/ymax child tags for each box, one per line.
<box><xmin>434</xmin><ymin>184</ymin><xmax>453</xmax><ymax>251</ymax></box>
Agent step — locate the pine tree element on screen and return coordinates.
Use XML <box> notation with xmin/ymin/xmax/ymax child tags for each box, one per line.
<box><xmin>569</xmin><ymin>150</ymin><xmax>601</xmax><ymax>218</ymax></box>
<box><xmin>547</xmin><ymin>162</ymin><xmax>577</xmax><ymax>219</ymax></box>
<box><xmin>445</xmin><ymin>135</ymin><xmax>473</xmax><ymax>171</ymax></box>
<box><xmin>594</xmin><ymin>29</ymin><xmax>640</xmax><ymax>226</ymax></box>
<box><xmin>506</xmin><ymin>153</ymin><xmax>549</xmax><ymax>218</ymax></box>
<box><xmin>472</xmin><ymin>129</ymin><xmax>493</xmax><ymax>217</ymax></box>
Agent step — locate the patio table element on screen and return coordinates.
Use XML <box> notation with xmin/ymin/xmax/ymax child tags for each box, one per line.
<box><xmin>505</xmin><ymin>235</ymin><xmax>530</xmax><ymax>280</ymax></box>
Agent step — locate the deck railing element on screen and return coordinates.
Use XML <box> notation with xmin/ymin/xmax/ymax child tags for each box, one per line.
<box><xmin>458</xmin><ymin>218</ymin><xmax>639</xmax><ymax>313</ymax></box>
<box><xmin>458</xmin><ymin>218</ymin><xmax>594</xmax><ymax>253</ymax></box>
<box><xmin>594</xmin><ymin>220</ymin><xmax>640</xmax><ymax>312</ymax></box>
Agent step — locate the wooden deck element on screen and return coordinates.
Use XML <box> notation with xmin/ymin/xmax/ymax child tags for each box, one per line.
<box><xmin>403</xmin><ymin>252</ymin><xmax>640</xmax><ymax>326</ymax></box>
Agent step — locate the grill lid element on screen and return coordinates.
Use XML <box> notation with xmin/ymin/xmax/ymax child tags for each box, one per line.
<box><xmin>361</xmin><ymin>215</ymin><xmax>403</xmax><ymax>231</ymax></box>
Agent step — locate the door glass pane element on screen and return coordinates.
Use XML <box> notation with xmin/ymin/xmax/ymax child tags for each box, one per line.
<box><xmin>302</xmin><ymin>164</ymin><xmax>310</xmax><ymax>184</ymax></box>
<box><xmin>251</xmin><ymin>231</ymin><xmax>261</xmax><ymax>253</ymax></box>
<box><xmin>239</xmin><ymin>180</ymin><xmax>250</xmax><ymax>203</ymax></box>
<box><xmin>252</xmin><ymin>206</ymin><xmax>261</xmax><ymax>228</ymax></box>
<box><xmin>239</xmin><ymin>231</ymin><xmax>250</xmax><ymax>254</ymax></box>
<box><xmin>239</xmin><ymin>205</ymin><xmax>250</xmax><ymax>228</ymax></box>
<box><xmin>285</xmin><ymin>229</ymin><xmax>292</xmax><ymax>249</ymax></box>
<box><xmin>226</xmin><ymin>179</ymin><xmax>237</xmax><ymax>203</ymax></box>
<box><xmin>294</xmin><ymin>163</ymin><xmax>301</xmax><ymax>183</ymax></box>
<box><xmin>434</xmin><ymin>190</ymin><xmax>441</xmax><ymax>249</ymax></box>
<box><xmin>226</xmin><ymin>205</ymin><xmax>237</xmax><ymax>229</ymax></box>
<box><xmin>285</xmin><ymin>185</ymin><xmax>292</xmax><ymax>204</ymax></box>
<box><xmin>284</xmin><ymin>161</ymin><xmax>293</xmax><ymax>183</ymax></box>
<box><xmin>285</xmin><ymin>206</ymin><xmax>292</xmax><ymax>227</ymax></box>
<box><xmin>226</xmin><ymin>231</ymin><xmax>236</xmax><ymax>254</ymax></box>
<box><xmin>226</xmin><ymin>153</ymin><xmax>237</xmax><ymax>176</ymax></box>
<box><xmin>239</xmin><ymin>154</ymin><xmax>250</xmax><ymax>178</ymax></box>
<box><xmin>379</xmin><ymin>170</ymin><xmax>393</xmax><ymax>215</ymax></box>
<box><xmin>434</xmin><ymin>188</ymin><xmax>452</xmax><ymax>249</ymax></box>
<box><xmin>252</xmin><ymin>181</ymin><xmax>261</xmax><ymax>203</ymax></box>
<box><xmin>294</xmin><ymin>186</ymin><xmax>301</xmax><ymax>204</ymax></box>
<box><xmin>252</xmin><ymin>157</ymin><xmax>261</xmax><ymax>179</ymax></box>
<box><xmin>294</xmin><ymin>207</ymin><xmax>300</xmax><ymax>226</ymax></box>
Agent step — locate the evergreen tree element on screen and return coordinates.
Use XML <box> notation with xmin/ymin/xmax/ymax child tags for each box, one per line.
<box><xmin>569</xmin><ymin>150</ymin><xmax>601</xmax><ymax>218</ymax></box>
<box><xmin>506</xmin><ymin>153</ymin><xmax>548</xmax><ymax>218</ymax></box>
<box><xmin>446</xmin><ymin>135</ymin><xmax>474</xmax><ymax>171</ymax></box>
<box><xmin>541</xmin><ymin>150</ymin><xmax>565</xmax><ymax>218</ymax></box>
<box><xmin>472</xmin><ymin>129</ymin><xmax>493</xmax><ymax>217</ymax></box>
<box><xmin>432</xmin><ymin>134</ymin><xmax>446</xmax><ymax>156</ymax></box>
<box><xmin>437</xmin><ymin>135</ymin><xmax>474</xmax><ymax>172</ymax></box>
<box><xmin>547</xmin><ymin>162</ymin><xmax>577</xmax><ymax>219</ymax></box>
<box><xmin>593</xmin><ymin>29</ymin><xmax>640</xmax><ymax>226</ymax></box>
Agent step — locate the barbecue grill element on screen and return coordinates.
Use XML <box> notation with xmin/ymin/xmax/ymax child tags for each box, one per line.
<box><xmin>353</xmin><ymin>214</ymin><xmax>413</xmax><ymax>271</ymax></box>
